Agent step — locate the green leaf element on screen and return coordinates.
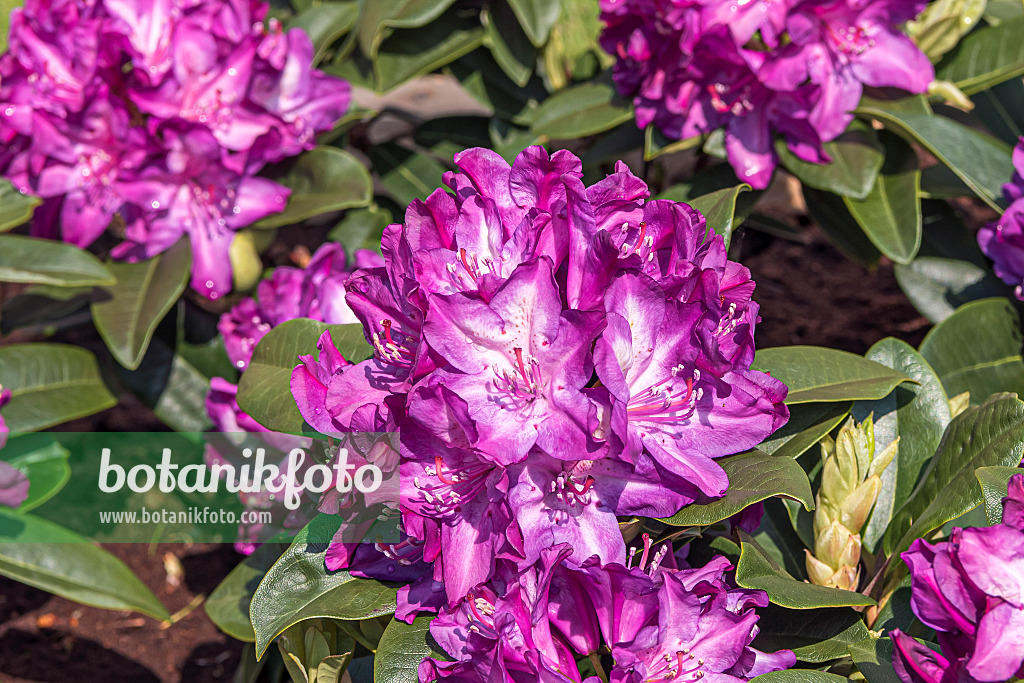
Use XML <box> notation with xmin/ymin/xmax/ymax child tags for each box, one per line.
<box><xmin>935</xmin><ymin>17</ymin><xmax>1024</xmax><ymax>95</ymax></box>
<box><xmin>894</xmin><ymin>257</ymin><xmax>1008</xmax><ymax>325</ymax></box>
<box><xmin>254</xmin><ymin>148</ymin><xmax>372</xmax><ymax>229</ymax></box>
<box><xmin>843</xmin><ymin>133</ymin><xmax>922</xmax><ymax>265</ymax></box>
<box><xmin>369</xmin><ymin>143</ymin><xmax>450</xmax><ymax>207</ymax></box>
<box><xmin>374</xmin><ymin>615</ymin><xmax>450</xmax><ymax>683</ymax></box>
<box><xmin>644</xmin><ymin>126</ymin><xmax>704</xmax><ymax>161</ymax></box>
<box><xmin>918</xmin><ymin>297</ymin><xmax>1024</xmax><ymax>401</ymax></box>
<box><xmin>759</xmin><ymin>402</ymin><xmax>852</xmax><ymax>460</ymax></box>
<box><xmin>687</xmin><ymin>184</ymin><xmax>752</xmax><ymax>250</ymax></box>
<box><xmin>529</xmin><ymin>80</ymin><xmax>634</xmax><ymax>139</ymax></box>
<box><xmin>0</xmin><ymin>234</ymin><xmax>115</xmax><ymax>287</ymax></box>
<box><xmin>1</xmin><ymin>437</ymin><xmax>71</xmax><ymax>513</ymax></box>
<box><xmin>906</xmin><ymin>0</ymin><xmax>987</xmax><ymax>61</ymax></box>
<box><xmin>91</xmin><ymin>239</ymin><xmax>192</xmax><ymax>370</ymax></box>
<box><xmin>0</xmin><ymin>344</ymin><xmax>117</xmax><ymax>432</ymax></box>
<box><xmin>327</xmin><ymin>205</ymin><xmax>392</xmax><ymax>258</ymax></box>
<box><xmin>857</xmin><ymin>97</ymin><xmax>1013</xmax><ymax>212</ymax></box>
<box><xmin>856</xmin><ymin>339</ymin><xmax>951</xmax><ymax>553</ymax></box>
<box><xmin>250</xmin><ymin>516</ymin><xmax>398</xmax><ymax>658</ymax></box>
<box><xmin>753</xmin><ymin>606</ymin><xmax>872</xmax><ymax>663</ymax></box>
<box><xmin>970</xmin><ymin>75</ymin><xmax>1024</xmax><ymax>146</ymax></box>
<box><xmin>506</xmin><ymin>0</ymin><xmax>562</xmax><ymax>46</ymax></box>
<box><xmin>849</xmin><ymin>638</ymin><xmax>903</xmax><ymax>683</ymax></box>
<box><xmin>482</xmin><ymin>2</ymin><xmax>535</xmax><ymax>87</ymax></box>
<box><xmin>206</xmin><ymin>543</ymin><xmax>282</xmax><ymax>642</ymax></box>
<box><xmin>237</xmin><ymin>319</ymin><xmax>373</xmax><ymax>434</ymax></box>
<box><xmin>751</xmin><ymin>669</ymin><xmax>850</xmax><ymax>682</ymax></box>
<box><xmin>735</xmin><ymin>531</ymin><xmax>876</xmax><ymax>609</ymax></box>
<box><xmin>356</xmin><ymin>0</ymin><xmax>457</xmax><ymax>57</ymax></box>
<box><xmin>660</xmin><ymin>450</ymin><xmax>813</xmax><ymax>526</ymax></box>
<box><xmin>287</xmin><ymin>2</ymin><xmax>359</xmax><ymax>64</ymax></box>
<box><xmin>975</xmin><ymin>465</ymin><xmax>1022</xmax><ymax>524</ymax></box>
<box><xmin>803</xmin><ymin>187</ymin><xmax>883</xmax><ymax>266</ymax></box>
<box><xmin>776</xmin><ymin>121</ymin><xmax>884</xmax><ymax>200</ymax></box>
<box><xmin>752</xmin><ymin>346</ymin><xmax>912</xmax><ymax>404</ymax></box>
<box><xmin>0</xmin><ymin>180</ymin><xmax>40</xmax><ymax>232</ymax></box>
<box><xmin>0</xmin><ymin>508</ymin><xmax>170</xmax><ymax>620</ymax></box>
<box><xmin>373</xmin><ymin>14</ymin><xmax>484</xmax><ymax>92</ymax></box>
<box><xmin>884</xmin><ymin>393</ymin><xmax>1024</xmax><ymax>558</ymax></box>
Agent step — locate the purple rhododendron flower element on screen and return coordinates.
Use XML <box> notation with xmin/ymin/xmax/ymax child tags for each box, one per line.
<box><xmin>291</xmin><ymin>146</ymin><xmax>788</xmax><ymax>607</ymax></box>
<box><xmin>600</xmin><ymin>0</ymin><xmax>934</xmax><ymax>188</ymax></box>
<box><xmin>892</xmin><ymin>474</ymin><xmax>1024</xmax><ymax>682</ymax></box>
<box><xmin>978</xmin><ymin>138</ymin><xmax>1024</xmax><ymax>299</ymax></box>
<box><xmin>0</xmin><ymin>0</ymin><xmax>350</xmax><ymax>299</ymax></box>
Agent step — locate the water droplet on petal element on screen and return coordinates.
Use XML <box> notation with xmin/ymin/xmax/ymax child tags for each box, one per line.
<box><xmin>151</xmin><ymin>200</ymin><xmax>160</xmax><ymax>209</ymax></box>
<box><xmin>3</xmin><ymin>106</ymin><xmax>14</xmax><ymax>116</ymax></box>
<box><xmin>235</xmin><ymin>360</ymin><xmax>246</xmax><ymax>369</ymax></box>
<box><xmin>232</xmin><ymin>206</ymin><xmax>241</xmax><ymax>214</ymax></box>
<box><xmin>205</xmin><ymin>280</ymin><xmax>215</xmax><ymax>289</ymax></box>
<box><xmin>228</xmin><ymin>67</ymin><xmax>237</xmax><ymax>76</ymax></box>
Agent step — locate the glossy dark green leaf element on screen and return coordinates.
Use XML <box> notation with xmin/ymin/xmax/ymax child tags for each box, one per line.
<box><xmin>751</xmin><ymin>672</ymin><xmax>849</xmax><ymax>683</ymax></box>
<box><xmin>752</xmin><ymin>346</ymin><xmax>911</xmax><ymax>404</ymax></box>
<box><xmin>935</xmin><ymin>17</ymin><xmax>1024</xmax><ymax>95</ymax></box>
<box><xmin>975</xmin><ymin>465</ymin><xmax>1023</xmax><ymax>524</ymax></box>
<box><xmin>843</xmin><ymin>133</ymin><xmax>921</xmax><ymax>265</ymax></box>
<box><xmin>644</xmin><ymin>126</ymin><xmax>704</xmax><ymax>161</ymax></box>
<box><xmin>918</xmin><ymin>298</ymin><xmax>1024</xmax><ymax>401</ymax></box>
<box><xmin>0</xmin><ymin>508</ymin><xmax>169</xmax><ymax>620</ymax></box>
<box><xmin>971</xmin><ymin>77</ymin><xmax>1024</xmax><ymax>146</ymax></box>
<box><xmin>776</xmin><ymin>121</ymin><xmax>884</xmax><ymax>200</ymax></box>
<box><xmin>255</xmin><ymin>148</ymin><xmax>372</xmax><ymax>229</ymax></box>
<box><xmin>91</xmin><ymin>239</ymin><xmax>192</xmax><ymax>370</ymax></box>
<box><xmin>759</xmin><ymin>402</ymin><xmax>852</xmax><ymax>460</ymax></box>
<box><xmin>369</xmin><ymin>143</ymin><xmax>450</xmax><ymax>207</ymax></box>
<box><xmin>856</xmin><ymin>338</ymin><xmax>951</xmax><ymax>552</ymax></box>
<box><xmin>250</xmin><ymin>517</ymin><xmax>399</xmax><ymax>658</ymax></box>
<box><xmin>803</xmin><ymin>187</ymin><xmax>883</xmax><ymax>266</ymax></box>
<box><xmin>507</xmin><ymin>0</ymin><xmax>561</xmax><ymax>46</ymax></box>
<box><xmin>373</xmin><ymin>14</ymin><xmax>484</xmax><ymax>92</ymax></box>
<box><xmin>327</xmin><ymin>205</ymin><xmax>392</xmax><ymax>258</ymax></box>
<box><xmin>857</xmin><ymin>97</ymin><xmax>1012</xmax><ymax>212</ymax></box>
<box><xmin>660</xmin><ymin>450</ymin><xmax>813</xmax><ymax>526</ymax></box>
<box><xmin>894</xmin><ymin>257</ymin><xmax>1008</xmax><ymax>325</ymax></box>
<box><xmin>356</xmin><ymin>0</ymin><xmax>457</xmax><ymax>57</ymax></box>
<box><xmin>884</xmin><ymin>393</ymin><xmax>1024</xmax><ymax>558</ymax></box>
<box><xmin>0</xmin><ymin>344</ymin><xmax>117</xmax><ymax>432</ymax></box>
<box><xmin>1</xmin><ymin>437</ymin><xmax>71</xmax><ymax>513</ymax></box>
<box><xmin>849</xmin><ymin>638</ymin><xmax>903</xmax><ymax>683</ymax></box>
<box><xmin>374</xmin><ymin>615</ymin><xmax>451</xmax><ymax>683</ymax></box>
<box><xmin>482</xmin><ymin>2</ymin><xmax>535</xmax><ymax>87</ymax></box>
<box><xmin>735</xmin><ymin>532</ymin><xmax>876</xmax><ymax>608</ymax></box>
<box><xmin>0</xmin><ymin>234</ymin><xmax>115</xmax><ymax>287</ymax></box>
<box><xmin>529</xmin><ymin>81</ymin><xmax>633</xmax><ymax>139</ymax></box>
<box><xmin>0</xmin><ymin>180</ymin><xmax>40</xmax><ymax>232</ymax></box>
<box><xmin>753</xmin><ymin>606</ymin><xmax>872</xmax><ymax>663</ymax></box>
<box><xmin>687</xmin><ymin>184</ymin><xmax>752</xmax><ymax>250</ymax></box>
<box><xmin>237</xmin><ymin>320</ymin><xmax>373</xmax><ymax>434</ymax></box>
<box><xmin>755</xmin><ymin>498</ymin><xmax>811</xmax><ymax>578</ymax></box>
<box><xmin>287</xmin><ymin>2</ymin><xmax>359</xmax><ymax>64</ymax></box>
<box><xmin>206</xmin><ymin>543</ymin><xmax>282</xmax><ymax>642</ymax></box>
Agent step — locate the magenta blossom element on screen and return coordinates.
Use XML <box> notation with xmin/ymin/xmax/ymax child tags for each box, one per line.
<box><xmin>600</xmin><ymin>0</ymin><xmax>933</xmax><ymax>188</ymax></box>
<box><xmin>892</xmin><ymin>474</ymin><xmax>1024</xmax><ymax>682</ymax></box>
<box><xmin>0</xmin><ymin>0</ymin><xmax>350</xmax><ymax>299</ymax></box>
<box><xmin>978</xmin><ymin>138</ymin><xmax>1024</xmax><ymax>299</ymax></box>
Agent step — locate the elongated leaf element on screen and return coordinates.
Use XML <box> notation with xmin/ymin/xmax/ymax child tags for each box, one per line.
<box><xmin>250</xmin><ymin>516</ymin><xmax>398</xmax><ymax>658</ymax></box>
<box><xmin>206</xmin><ymin>543</ymin><xmax>282</xmax><ymax>642</ymax></box>
<box><xmin>857</xmin><ymin>97</ymin><xmax>1013</xmax><ymax>212</ymax></box>
<box><xmin>843</xmin><ymin>133</ymin><xmax>922</xmax><ymax>264</ymax></box>
<box><xmin>0</xmin><ymin>509</ymin><xmax>169</xmax><ymax>620</ymax></box>
<box><xmin>0</xmin><ymin>344</ymin><xmax>117</xmax><ymax>432</ymax></box>
<box><xmin>849</xmin><ymin>638</ymin><xmax>902</xmax><ymax>683</ymax></box>
<box><xmin>759</xmin><ymin>402</ymin><xmax>852</xmax><ymax>460</ymax></box>
<box><xmin>0</xmin><ymin>180</ymin><xmax>40</xmax><ymax>232</ymax></box>
<box><xmin>687</xmin><ymin>184</ymin><xmax>751</xmax><ymax>250</ymax></box>
<box><xmin>975</xmin><ymin>465</ymin><xmax>1023</xmax><ymax>524</ymax></box>
<box><xmin>803</xmin><ymin>187</ymin><xmax>883</xmax><ymax>265</ymax></box>
<box><xmin>856</xmin><ymin>338</ymin><xmax>951</xmax><ymax>552</ymax></box>
<box><xmin>92</xmin><ymin>239</ymin><xmax>192</xmax><ymax>370</ymax></box>
<box><xmin>287</xmin><ymin>2</ymin><xmax>359</xmax><ymax>64</ymax></box>
<box><xmin>894</xmin><ymin>256</ymin><xmax>1008</xmax><ymax>325</ymax></box>
<box><xmin>369</xmin><ymin>144</ymin><xmax>449</xmax><ymax>207</ymax></box>
<box><xmin>0</xmin><ymin>234</ymin><xmax>115</xmax><ymax>287</ymax></box>
<box><xmin>776</xmin><ymin>122</ymin><xmax>884</xmax><ymax>200</ymax></box>
<box><xmin>507</xmin><ymin>0</ymin><xmax>562</xmax><ymax>46</ymax></box>
<box><xmin>529</xmin><ymin>81</ymin><xmax>633</xmax><ymax>139</ymax></box>
<box><xmin>0</xmin><ymin>437</ymin><xmax>71</xmax><ymax>513</ymax></box>
<box><xmin>753</xmin><ymin>606</ymin><xmax>872</xmax><ymax>663</ymax></box>
<box><xmin>918</xmin><ymin>297</ymin><xmax>1024</xmax><ymax>401</ymax></box>
<box><xmin>661</xmin><ymin>451</ymin><xmax>813</xmax><ymax>526</ymax></box>
<box><xmin>752</xmin><ymin>346</ymin><xmax>911</xmax><ymax>404</ymax></box>
<box><xmin>644</xmin><ymin>126</ymin><xmax>704</xmax><ymax>161</ymax></box>
<box><xmin>374</xmin><ymin>615</ymin><xmax>450</xmax><ymax>683</ymax></box>
<box><xmin>751</xmin><ymin>670</ymin><xmax>849</xmax><ymax>682</ymax></box>
<box><xmin>237</xmin><ymin>320</ymin><xmax>372</xmax><ymax>434</ymax></box>
<box><xmin>374</xmin><ymin>16</ymin><xmax>484</xmax><ymax>92</ymax></box>
<box><xmin>735</xmin><ymin>532</ymin><xmax>876</xmax><ymax>608</ymax></box>
<box><xmin>935</xmin><ymin>17</ymin><xmax>1024</xmax><ymax>94</ymax></box>
<box><xmin>884</xmin><ymin>393</ymin><xmax>1024</xmax><ymax>558</ymax></box>
<box><xmin>254</xmin><ymin>148</ymin><xmax>372</xmax><ymax>229</ymax></box>
<box><xmin>482</xmin><ymin>2</ymin><xmax>535</xmax><ymax>87</ymax></box>
<box><xmin>357</xmin><ymin>0</ymin><xmax>457</xmax><ymax>57</ymax></box>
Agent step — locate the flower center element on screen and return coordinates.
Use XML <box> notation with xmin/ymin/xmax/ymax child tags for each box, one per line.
<box><xmin>826</xmin><ymin>23</ymin><xmax>874</xmax><ymax>56</ymax></box>
<box><xmin>492</xmin><ymin>347</ymin><xmax>544</xmax><ymax>409</ymax></box>
<box><xmin>707</xmin><ymin>80</ymin><xmax>756</xmax><ymax>116</ymax></box>
<box><xmin>627</xmin><ymin>367</ymin><xmax>702</xmax><ymax>424</ymax></box>
<box><xmin>412</xmin><ymin>456</ymin><xmax>491</xmax><ymax>517</ymax></box>
<box><xmin>546</xmin><ymin>466</ymin><xmax>597</xmax><ymax>524</ymax></box>
<box><xmin>372</xmin><ymin>319</ymin><xmax>416</xmax><ymax>370</ymax></box>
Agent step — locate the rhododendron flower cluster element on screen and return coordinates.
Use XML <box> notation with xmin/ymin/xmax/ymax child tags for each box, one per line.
<box><xmin>891</xmin><ymin>474</ymin><xmax>1024</xmax><ymax>683</ymax></box>
<box><xmin>0</xmin><ymin>0</ymin><xmax>350</xmax><ymax>299</ymax></box>
<box><xmin>287</xmin><ymin>146</ymin><xmax>791</xmax><ymax>675</ymax></box>
<box><xmin>978</xmin><ymin>138</ymin><xmax>1024</xmax><ymax>299</ymax></box>
<box><xmin>600</xmin><ymin>0</ymin><xmax>934</xmax><ymax>188</ymax></box>
<box><xmin>206</xmin><ymin>243</ymin><xmax>382</xmax><ymax>553</ymax></box>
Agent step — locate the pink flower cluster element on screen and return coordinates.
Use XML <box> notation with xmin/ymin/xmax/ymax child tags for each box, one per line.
<box><xmin>600</xmin><ymin>0</ymin><xmax>934</xmax><ymax>189</ymax></box>
<box><xmin>0</xmin><ymin>0</ymin><xmax>350</xmax><ymax>299</ymax></box>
